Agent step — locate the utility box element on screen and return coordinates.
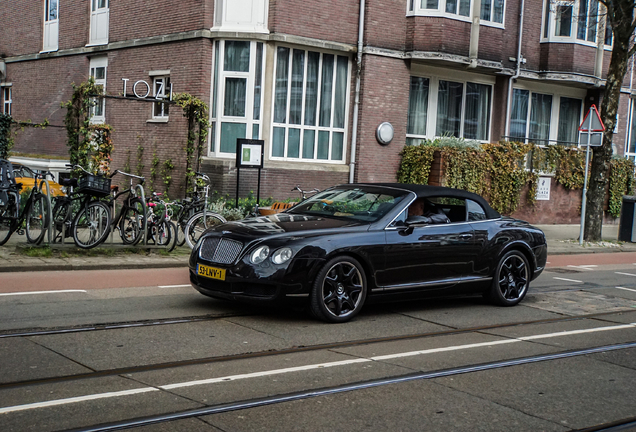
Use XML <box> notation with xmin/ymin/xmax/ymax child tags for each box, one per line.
<box><xmin>618</xmin><ymin>196</ymin><xmax>636</xmax><ymax>242</ymax></box>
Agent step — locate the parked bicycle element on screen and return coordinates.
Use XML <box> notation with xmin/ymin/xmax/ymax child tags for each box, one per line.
<box><xmin>291</xmin><ymin>185</ymin><xmax>320</xmax><ymax>202</ymax></box>
<box><xmin>183</xmin><ymin>172</ymin><xmax>226</xmax><ymax>249</ymax></box>
<box><xmin>50</xmin><ymin>164</ymin><xmax>111</xmax><ymax>249</ymax></box>
<box><xmin>104</xmin><ymin>170</ymin><xmax>147</xmax><ymax>246</ymax></box>
<box><xmin>145</xmin><ymin>192</ymin><xmax>177</xmax><ymax>251</ymax></box>
<box><xmin>0</xmin><ymin>159</ymin><xmax>52</xmax><ymax>246</ymax></box>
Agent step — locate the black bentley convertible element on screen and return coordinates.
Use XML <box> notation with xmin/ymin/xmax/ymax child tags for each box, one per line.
<box><xmin>189</xmin><ymin>183</ymin><xmax>547</xmax><ymax>323</ymax></box>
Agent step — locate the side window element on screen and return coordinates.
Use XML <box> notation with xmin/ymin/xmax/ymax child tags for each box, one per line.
<box><xmin>467</xmin><ymin>199</ymin><xmax>487</xmax><ymax>221</ymax></box>
<box><xmin>391</xmin><ymin>209</ymin><xmax>408</xmax><ymax>227</ymax></box>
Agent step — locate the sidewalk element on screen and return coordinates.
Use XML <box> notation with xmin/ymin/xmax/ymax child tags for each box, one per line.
<box><xmin>1</xmin><ymin>224</ymin><xmax>635</xmax><ymax>273</ymax></box>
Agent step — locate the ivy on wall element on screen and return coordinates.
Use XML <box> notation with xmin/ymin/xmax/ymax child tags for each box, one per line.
<box><xmin>62</xmin><ymin>79</ymin><xmax>113</xmax><ymax>175</ymax></box>
<box><xmin>174</xmin><ymin>93</ymin><xmax>209</xmax><ymax>194</ymax></box>
<box><xmin>398</xmin><ymin>139</ymin><xmax>636</xmax><ymax>217</ymax></box>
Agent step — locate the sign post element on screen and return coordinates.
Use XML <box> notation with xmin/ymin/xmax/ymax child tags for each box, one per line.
<box><xmin>578</xmin><ymin>105</ymin><xmax>605</xmax><ymax>245</ymax></box>
<box><xmin>235</xmin><ymin>139</ymin><xmax>264</xmax><ymax>210</ymax></box>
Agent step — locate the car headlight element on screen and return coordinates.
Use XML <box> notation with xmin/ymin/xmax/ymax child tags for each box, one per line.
<box><xmin>250</xmin><ymin>245</ymin><xmax>270</xmax><ymax>264</ymax></box>
<box><xmin>271</xmin><ymin>247</ymin><xmax>293</xmax><ymax>265</ymax></box>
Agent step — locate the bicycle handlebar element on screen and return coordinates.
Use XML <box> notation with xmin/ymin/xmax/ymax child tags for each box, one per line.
<box><xmin>111</xmin><ymin>170</ymin><xmax>146</xmax><ymax>184</ymax></box>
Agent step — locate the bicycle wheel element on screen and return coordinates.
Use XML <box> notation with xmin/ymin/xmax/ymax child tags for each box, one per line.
<box><xmin>0</xmin><ymin>192</ymin><xmax>18</xmax><ymax>246</ymax></box>
<box><xmin>25</xmin><ymin>193</ymin><xmax>49</xmax><ymax>245</ymax></box>
<box><xmin>176</xmin><ymin>221</ymin><xmax>186</xmax><ymax>247</ymax></box>
<box><xmin>72</xmin><ymin>201</ymin><xmax>111</xmax><ymax>249</ymax></box>
<box><xmin>184</xmin><ymin>212</ymin><xmax>226</xmax><ymax>249</ymax></box>
<box><xmin>52</xmin><ymin>198</ymin><xmax>72</xmax><ymax>242</ymax></box>
<box><xmin>153</xmin><ymin>220</ymin><xmax>171</xmax><ymax>246</ymax></box>
<box><xmin>166</xmin><ymin>221</ymin><xmax>178</xmax><ymax>252</ymax></box>
<box><xmin>120</xmin><ymin>198</ymin><xmax>144</xmax><ymax>245</ymax></box>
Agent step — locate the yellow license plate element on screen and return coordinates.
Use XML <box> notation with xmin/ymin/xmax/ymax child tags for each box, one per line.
<box><xmin>197</xmin><ymin>264</ymin><xmax>226</xmax><ymax>281</ymax></box>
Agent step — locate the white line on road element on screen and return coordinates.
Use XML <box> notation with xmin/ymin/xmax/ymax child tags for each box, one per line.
<box><xmin>553</xmin><ymin>277</ymin><xmax>584</xmax><ymax>283</ymax></box>
<box><xmin>568</xmin><ymin>265</ymin><xmax>597</xmax><ymax>271</ymax></box>
<box><xmin>615</xmin><ymin>286</ymin><xmax>636</xmax><ymax>293</ymax></box>
<box><xmin>0</xmin><ymin>290</ymin><xmax>87</xmax><ymax>297</ymax></box>
<box><xmin>158</xmin><ymin>284</ymin><xmax>191</xmax><ymax>289</ymax></box>
<box><xmin>615</xmin><ymin>272</ymin><xmax>636</xmax><ymax>277</ymax></box>
<box><xmin>1</xmin><ymin>322</ymin><xmax>635</xmax><ymax>415</ymax></box>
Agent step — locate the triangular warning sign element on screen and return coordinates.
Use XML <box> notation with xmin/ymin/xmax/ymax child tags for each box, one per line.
<box><xmin>579</xmin><ymin>104</ymin><xmax>605</xmax><ymax>132</ymax></box>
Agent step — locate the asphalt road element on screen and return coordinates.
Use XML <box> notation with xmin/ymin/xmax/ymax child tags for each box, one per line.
<box><xmin>0</xmin><ymin>254</ymin><xmax>635</xmax><ymax>431</ymax></box>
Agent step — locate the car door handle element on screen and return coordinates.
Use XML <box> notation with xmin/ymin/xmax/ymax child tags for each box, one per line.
<box><xmin>459</xmin><ymin>234</ymin><xmax>473</xmax><ymax>240</ymax></box>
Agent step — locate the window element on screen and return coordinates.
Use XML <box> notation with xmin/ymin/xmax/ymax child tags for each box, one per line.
<box><xmin>213</xmin><ymin>0</ymin><xmax>268</xmax><ymax>32</ymax></box>
<box><xmin>152</xmin><ymin>76</ymin><xmax>171</xmax><ymax>119</ymax></box>
<box><xmin>209</xmin><ymin>40</ymin><xmax>264</xmax><ymax>156</ymax></box>
<box><xmin>89</xmin><ymin>57</ymin><xmax>107</xmax><ymax>123</ymax></box>
<box><xmin>2</xmin><ymin>87</ymin><xmax>11</xmax><ymax>115</ymax></box>
<box><xmin>43</xmin><ymin>0</ymin><xmax>59</xmax><ymax>52</ymax></box>
<box><xmin>543</xmin><ymin>0</ymin><xmax>611</xmax><ymax>47</ymax></box>
<box><xmin>408</xmin><ymin>0</ymin><xmax>505</xmax><ymax>26</ymax></box>
<box><xmin>509</xmin><ymin>87</ymin><xmax>582</xmax><ymax>145</ymax></box>
<box><xmin>467</xmin><ymin>199</ymin><xmax>487</xmax><ymax>221</ymax></box>
<box><xmin>407</xmin><ymin>74</ymin><xmax>493</xmax><ymax>143</ymax></box>
<box><xmin>2</xmin><ymin>86</ymin><xmax>11</xmax><ymax>115</ymax></box>
<box><xmin>89</xmin><ymin>0</ymin><xmax>109</xmax><ymax>45</ymax></box>
<box><xmin>270</xmin><ymin>47</ymin><xmax>350</xmax><ymax>162</ymax></box>
<box><xmin>626</xmin><ymin>99</ymin><xmax>636</xmax><ymax>158</ymax></box>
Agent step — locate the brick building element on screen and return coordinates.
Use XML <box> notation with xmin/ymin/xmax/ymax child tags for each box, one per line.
<box><xmin>0</xmin><ymin>0</ymin><xmax>634</xmax><ymax>223</ymax></box>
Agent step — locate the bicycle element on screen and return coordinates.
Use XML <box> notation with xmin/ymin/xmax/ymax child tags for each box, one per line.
<box><xmin>146</xmin><ymin>192</ymin><xmax>177</xmax><ymax>251</ymax></box>
<box><xmin>50</xmin><ymin>164</ymin><xmax>112</xmax><ymax>249</ymax></box>
<box><xmin>183</xmin><ymin>172</ymin><xmax>226</xmax><ymax>249</ymax></box>
<box><xmin>104</xmin><ymin>170</ymin><xmax>147</xmax><ymax>246</ymax></box>
<box><xmin>0</xmin><ymin>159</ymin><xmax>52</xmax><ymax>246</ymax></box>
<box><xmin>291</xmin><ymin>185</ymin><xmax>320</xmax><ymax>202</ymax></box>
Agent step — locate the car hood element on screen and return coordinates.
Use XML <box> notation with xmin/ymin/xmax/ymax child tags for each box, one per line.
<box><xmin>207</xmin><ymin>213</ymin><xmax>368</xmax><ymax>241</ymax></box>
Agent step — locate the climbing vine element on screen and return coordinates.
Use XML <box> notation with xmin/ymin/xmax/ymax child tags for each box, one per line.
<box><xmin>608</xmin><ymin>157</ymin><xmax>636</xmax><ymax>218</ymax></box>
<box><xmin>397</xmin><ymin>139</ymin><xmax>594</xmax><ymax>215</ymax></box>
<box><xmin>161</xmin><ymin>159</ymin><xmax>175</xmax><ymax>196</ymax></box>
<box><xmin>174</xmin><ymin>93</ymin><xmax>209</xmax><ymax>194</ymax></box>
<box><xmin>62</xmin><ymin>78</ymin><xmax>113</xmax><ymax>175</ymax></box>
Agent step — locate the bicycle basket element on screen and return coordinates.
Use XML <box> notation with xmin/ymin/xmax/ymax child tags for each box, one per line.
<box><xmin>77</xmin><ymin>174</ymin><xmax>111</xmax><ymax>197</ymax></box>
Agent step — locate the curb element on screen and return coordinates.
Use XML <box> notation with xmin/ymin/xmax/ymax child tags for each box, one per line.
<box><xmin>0</xmin><ymin>261</ymin><xmax>190</xmax><ymax>273</ymax></box>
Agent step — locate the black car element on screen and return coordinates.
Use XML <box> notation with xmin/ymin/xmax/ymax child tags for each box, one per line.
<box><xmin>189</xmin><ymin>183</ymin><xmax>547</xmax><ymax>323</ymax></box>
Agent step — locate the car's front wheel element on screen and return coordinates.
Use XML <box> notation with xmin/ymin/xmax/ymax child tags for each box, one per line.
<box><xmin>487</xmin><ymin>250</ymin><xmax>530</xmax><ymax>306</ymax></box>
<box><xmin>310</xmin><ymin>256</ymin><xmax>367</xmax><ymax>323</ymax></box>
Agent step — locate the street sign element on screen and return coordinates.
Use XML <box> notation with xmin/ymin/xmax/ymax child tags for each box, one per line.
<box><xmin>578</xmin><ymin>104</ymin><xmax>605</xmax><ymax>132</ymax></box>
<box><xmin>578</xmin><ymin>131</ymin><xmax>603</xmax><ymax>147</ymax></box>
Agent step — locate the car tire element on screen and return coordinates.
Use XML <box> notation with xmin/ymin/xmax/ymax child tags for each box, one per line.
<box><xmin>310</xmin><ymin>256</ymin><xmax>367</xmax><ymax>323</ymax></box>
<box><xmin>487</xmin><ymin>250</ymin><xmax>530</xmax><ymax>306</ymax></box>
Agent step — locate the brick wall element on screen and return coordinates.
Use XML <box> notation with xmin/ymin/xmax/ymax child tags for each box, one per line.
<box><xmin>354</xmin><ymin>54</ymin><xmax>410</xmax><ymax>183</ymax></box>
<box><xmin>6</xmin><ymin>56</ymin><xmax>88</xmax><ymax>157</ymax></box>
<box><xmin>269</xmin><ymin>0</ymin><xmax>359</xmax><ymax>45</ymax></box>
<box><xmin>365</xmin><ymin>0</ymin><xmax>407</xmax><ymax>51</ymax></box>
<box><xmin>407</xmin><ymin>17</ymin><xmax>470</xmax><ymax>55</ymax></box>
<box><xmin>0</xmin><ymin>0</ymin><xmax>42</xmax><ymax>56</ymax></box>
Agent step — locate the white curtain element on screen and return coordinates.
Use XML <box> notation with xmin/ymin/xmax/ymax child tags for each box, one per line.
<box><xmin>319</xmin><ymin>54</ymin><xmax>334</xmax><ymax>128</ymax></box>
<box><xmin>289</xmin><ymin>50</ymin><xmax>305</xmax><ymax>125</ymax></box>
<box><xmin>436</xmin><ymin>80</ymin><xmax>463</xmax><ymax>138</ymax></box>
<box><xmin>557</xmin><ymin>97</ymin><xmax>582</xmax><ymax>145</ymax></box>
<box><xmin>407</xmin><ymin>77</ymin><xmax>429</xmax><ymax>137</ymax></box>
<box><xmin>510</xmin><ymin>89</ymin><xmax>529</xmax><ymax>141</ymax></box>
<box><xmin>274</xmin><ymin>47</ymin><xmax>289</xmax><ymax>124</ymax></box>
<box><xmin>304</xmin><ymin>52</ymin><xmax>320</xmax><ymax>126</ymax></box>
<box><xmin>464</xmin><ymin>82</ymin><xmax>491</xmax><ymax>140</ymax></box>
<box><xmin>529</xmin><ymin>93</ymin><xmax>552</xmax><ymax>144</ymax></box>
<box><xmin>333</xmin><ymin>56</ymin><xmax>348</xmax><ymax>129</ymax></box>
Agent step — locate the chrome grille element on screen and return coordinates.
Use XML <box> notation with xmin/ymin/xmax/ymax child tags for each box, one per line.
<box><xmin>200</xmin><ymin>237</ymin><xmax>243</xmax><ymax>264</ymax></box>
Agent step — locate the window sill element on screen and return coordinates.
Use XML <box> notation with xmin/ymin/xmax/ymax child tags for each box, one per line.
<box><xmin>147</xmin><ymin>118</ymin><xmax>169</xmax><ymax>123</ymax></box>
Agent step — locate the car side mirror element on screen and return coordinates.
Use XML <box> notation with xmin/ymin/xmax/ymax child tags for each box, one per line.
<box><xmin>399</xmin><ymin>225</ymin><xmax>415</xmax><ymax>236</ymax></box>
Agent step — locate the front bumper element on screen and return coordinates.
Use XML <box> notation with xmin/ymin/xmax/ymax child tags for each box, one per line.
<box><xmin>189</xmin><ymin>256</ymin><xmax>324</xmax><ymax>302</ymax></box>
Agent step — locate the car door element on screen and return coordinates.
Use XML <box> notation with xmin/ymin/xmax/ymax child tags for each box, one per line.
<box><xmin>379</xmin><ymin>202</ymin><xmax>475</xmax><ymax>290</ymax></box>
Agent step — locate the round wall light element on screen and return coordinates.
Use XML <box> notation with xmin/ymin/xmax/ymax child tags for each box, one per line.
<box><xmin>376</xmin><ymin>122</ymin><xmax>394</xmax><ymax>146</ymax></box>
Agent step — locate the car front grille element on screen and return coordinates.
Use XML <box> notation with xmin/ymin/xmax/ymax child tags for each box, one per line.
<box><xmin>200</xmin><ymin>237</ymin><xmax>243</xmax><ymax>264</ymax></box>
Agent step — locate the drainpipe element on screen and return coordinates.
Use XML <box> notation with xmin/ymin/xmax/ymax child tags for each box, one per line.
<box><xmin>504</xmin><ymin>0</ymin><xmax>525</xmax><ymax>139</ymax></box>
<box><xmin>468</xmin><ymin>0</ymin><xmax>481</xmax><ymax>68</ymax></box>
<box><xmin>349</xmin><ymin>0</ymin><xmax>365</xmax><ymax>184</ymax></box>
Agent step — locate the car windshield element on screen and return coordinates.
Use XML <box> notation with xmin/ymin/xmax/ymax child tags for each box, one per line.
<box><xmin>287</xmin><ymin>186</ymin><xmax>407</xmax><ymax>222</ymax></box>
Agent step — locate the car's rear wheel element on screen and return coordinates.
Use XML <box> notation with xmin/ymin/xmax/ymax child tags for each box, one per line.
<box><xmin>310</xmin><ymin>256</ymin><xmax>367</xmax><ymax>323</ymax></box>
<box><xmin>487</xmin><ymin>250</ymin><xmax>529</xmax><ymax>306</ymax></box>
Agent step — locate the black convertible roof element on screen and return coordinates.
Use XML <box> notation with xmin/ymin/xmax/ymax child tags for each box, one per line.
<box><xmin>351</xmin><ymin>183</ymin><xmax>501</xmax><ymax>219</ymax></box>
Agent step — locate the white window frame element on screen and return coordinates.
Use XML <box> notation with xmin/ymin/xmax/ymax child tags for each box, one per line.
<box><xmin>269</xmin><ymin>46</ymin><xmax>351</xmax><ymax>164</ymax></box>
<box><xmin>151</xmin><ymin>75</ymin><xmax>171</xmax><ymax>120</ymax></box>
<box><xmin>212</xmin><ymin>0</ymin><xmax>269</xmax><ymax>33</ymax></box>
<box><xmin>406</xmin><ymin>67</ymin><xmax>495</xmax><ymax>144</ymax></box>
<box><xmin>625</xmin><ymin>98</ymin><xmax>636</xmax><ymax>160</ymax></box>
<box><xmin>89</xmin><ymin>57</ymin><xmax>107</xmax><ymax>124</ymax></box>
<box><xmin>508</xmin><ymin>81</ymin><xmax>585</xmax><ymax>146</ymax></box>
<box><xmin>89</xmin><ymin>0</ymin><xmax>109</xmax><ymax>46</ymax></box>
<box><xmin>208</xmin><ymin>40</ymin><xmax>265</xmax><ymax>157</ymax></box>
<box><xmin>2</xmin><ymin>85</ymin><xmax>12</xmax><ymax>115</ymax></box>
<box><xmin>406</xmin><ymin>0</ymin><xmax>506</xmax><ymax>29</ymax></box>
<box><xmin>541</xmin><ymin>0</ymin><xmax>613</xmax><ymax>49</ymax></box>
<box><xmin>42</xmin><ymin>0</ymin><xmax>59</xmax><ymax>52</ymax></box>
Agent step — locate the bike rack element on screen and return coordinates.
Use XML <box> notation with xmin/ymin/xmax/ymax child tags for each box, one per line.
<box><xmin>135</xmin><ymin>183</ymin><xmax>148</xmax><ymax>247</ymax></box>
<box><xmin>39</xmin><ymin>178</ymin><xmax>53</xmax><ymax>245</ymax></box>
